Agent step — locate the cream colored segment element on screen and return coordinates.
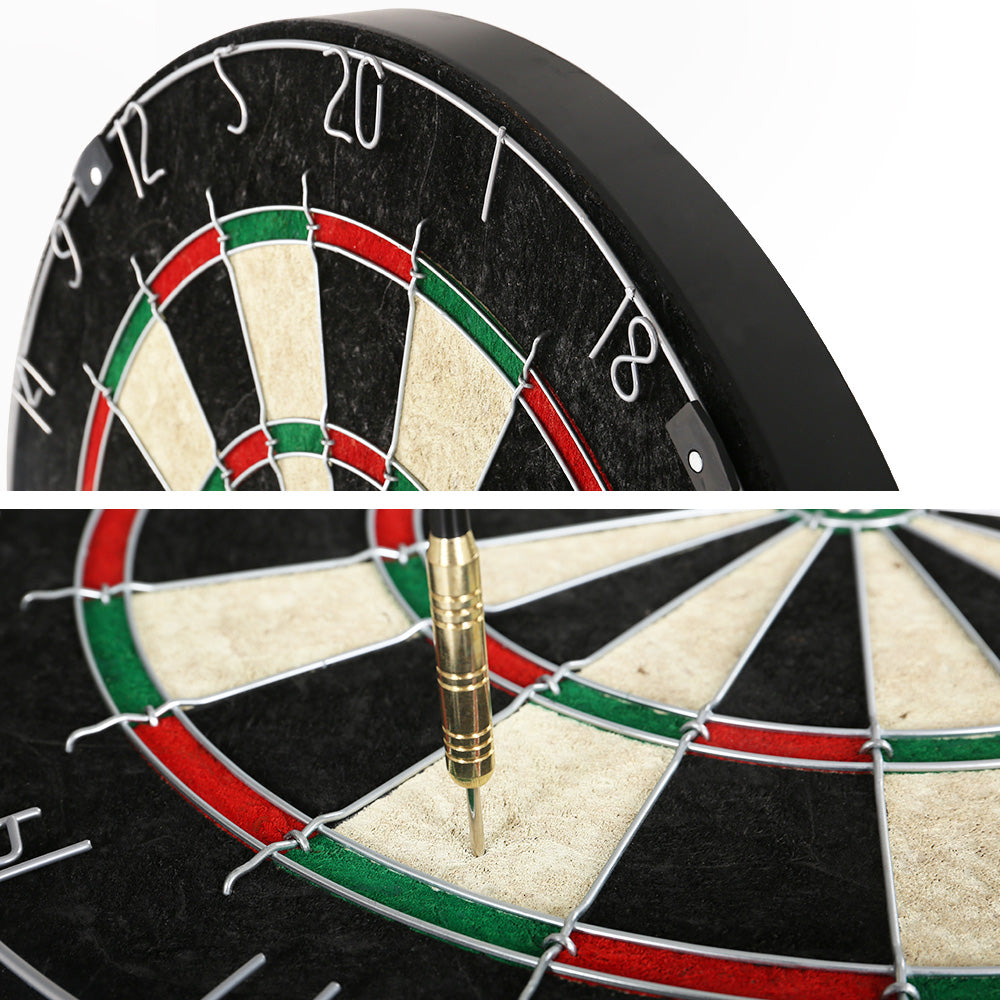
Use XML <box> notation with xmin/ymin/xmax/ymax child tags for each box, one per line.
<box><xmin>911</xmin><ymin>515</ymin><xmax>1000</xmax><ymax>576</ymax></box>
<box><xmin>276</xmin><ymin>454</ymin><xmax>332</xmax><ymax>491</ymax></box>
<box><xmin>394</xmin><ymin>297</ymin><xmax>515</xmax><ymax>490</ymax></box>
<box><xmin>885</xmin><ymin>769</ymin><xmax>1000</xmax><ymax>966</ymax></box>
<box><xmin>115</xmin><ymin>320</ymin><xmax>216</xmax><ymax>490</ymax></box>
<box><xmin>580</xmin><ymin>526</ymin><xmax>819</xmax><ymax>710</ymax></box>
<box><xmin>481</xmin><ymin>512</ymin><xmax>769</xmax><ymax>607</ymax></box>
<box><xmin>336</xmin><ymin>704</ymin><xmax>673</xmax><ymax>917</ymax></box>
<box><xmin>130</xmin><ymin>563</ymin><xmax>411</xmax><ymax>699</ymax></box>
<box><xmin>861</xmin><ymin>531</ymin><xmax>1000</xmax><ymax>729</ymax></box>
<box><xmin>229</xmin><ymin>244</ymin><xmax>326</xmax><ymax>420</ymax></box>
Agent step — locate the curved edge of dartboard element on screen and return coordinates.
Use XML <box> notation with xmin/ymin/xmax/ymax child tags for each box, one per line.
<box><xmin>8</xmin><ymin>10</ymin><xmax>896</xmax><ymax>490</ymax></box>
<box><xmin>322</xmin><ymin>10</ymin><xmax>896</xmax><ymax>490</ymax></box>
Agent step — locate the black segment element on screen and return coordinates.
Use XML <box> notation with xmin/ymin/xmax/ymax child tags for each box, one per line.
<box><xmin>2</xmin><ymin>510</ymin><xmax>91</xmax><ymax>596</ymax></box>
<box><xmin>894</xmin><ymin>527</ymin><xmax>1000</xmax><ymax>657</ymax></box>
<box><xmin>164</xmin><ymin>262</ymin><xmax>261</xmax><ymax>450</ymax></box>
<box><xmin>715</xmin><ymin>532</ymin><xmax>870</xmax><ymax>727</ymax></box>
<box><xmin>467</xmin><ymin>509</ymin><xmax>659</xmax><ymax>540</ymax></box>
<box><xmin>330</xmin><ymin>460</ymin><xmax>379</xmax><ymax>490</ymax></box>
<box><xmin>480</xmin><ymin>400</ymin><xmax>573</xmax><ymax>490</ymax></box>
<box><xmin>318</xmin><ymin>250</ymin><xmax>409</xmax><ymax>454</ymax></box>
<box><xmin>192</xmin><ymin>638</ymin><xmax>511</xmax><ymax>817</ymax></box>
<box><xmin>233</xmin><ymin>462</ymin><xmax>278</xmax><ymax>490</ymax></box>
<box><xmin>583</xmin><ymin>754</ymin><xmax>893</xmax><ymax>964</ymax></box>
<box><xmin>235</xmin><ymin>462</ymin><xmax>280</xmax><ymax>490</ymax></box>
<box><xmin>487</xmin><ymin>518</ymin><xmax>786</xmax><ymax>665</ymax></box>
<box><xmin>98</xmin><ymin>414</ymin><xmax>162</xmax><ymax>489</ymax></box>
<box><xmin>133</xmin><ymin>509</ymin><xmax>369</xmax><ymax>582</ymax></box>
<box><xmin>137</xmin><ymin>510</ymin><xmax>655</xmax><ymax>583</ymax></box>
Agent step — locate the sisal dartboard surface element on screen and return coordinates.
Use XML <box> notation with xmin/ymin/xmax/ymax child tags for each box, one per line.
<box><xmin>1</xmin><ymin>509</ymin><xmax>998</xmax><ymax>998</ymax></box>
<box><xmin>9</xmin><ymin>12</ymin><xmax>895</xmax><ymax>491</ymax></box>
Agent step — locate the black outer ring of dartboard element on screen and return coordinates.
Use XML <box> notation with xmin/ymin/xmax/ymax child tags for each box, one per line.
<box><xmin>8</xmin><ymin>10</ymin><xmax>896</xmax><ymax>490</ymax></box>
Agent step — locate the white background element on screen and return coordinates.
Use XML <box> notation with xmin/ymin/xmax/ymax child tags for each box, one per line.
<box><xmin>2</xmin><ymin>0</ymin><xmax>997</xmax><ymax>495</ymax></box>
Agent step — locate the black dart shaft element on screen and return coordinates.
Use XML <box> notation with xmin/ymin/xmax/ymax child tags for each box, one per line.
<box><xmin>427</xmin><ymin>510</ymin><xmax>471</xmax><ymax>540</ymax></box>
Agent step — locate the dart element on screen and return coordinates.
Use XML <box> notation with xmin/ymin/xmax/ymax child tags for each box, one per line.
<box><xmin>425</xmin><ymin>510</ymin><xmax>496</xmax><ymax>857</ymax></box>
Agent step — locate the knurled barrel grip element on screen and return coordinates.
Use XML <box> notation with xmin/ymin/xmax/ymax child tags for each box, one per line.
<box><xmin>426</xmin><ymin>531</ymin><xmax>495</xmax><ymax>789</ymax></box>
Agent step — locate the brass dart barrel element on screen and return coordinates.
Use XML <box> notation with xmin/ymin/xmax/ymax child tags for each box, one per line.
<box><xmin>426</xmin><ymin>510</ymin><xmax>495</xmax><ymax>856</ymax></box>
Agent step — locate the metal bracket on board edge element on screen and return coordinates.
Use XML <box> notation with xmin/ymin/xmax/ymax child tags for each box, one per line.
<box><xmin>667</xmin><ymin>401</ymin><xmax>741</xmax><ymax>490</ymax></box>
<box><xmin>73</xmin><ymin>137</ymin><xmax>113</xmax><ymax>207</ymax></box>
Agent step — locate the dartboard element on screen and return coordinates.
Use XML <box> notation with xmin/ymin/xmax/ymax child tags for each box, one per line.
<box><xmin>9</xmin><ymin>11</ymin><xmax>896</xmax><ymax>491</ymax></box>
<box><xmin>2</xmin><ymin>508</ymin><xmax>997</xmax><ymax>999</ymax></box>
